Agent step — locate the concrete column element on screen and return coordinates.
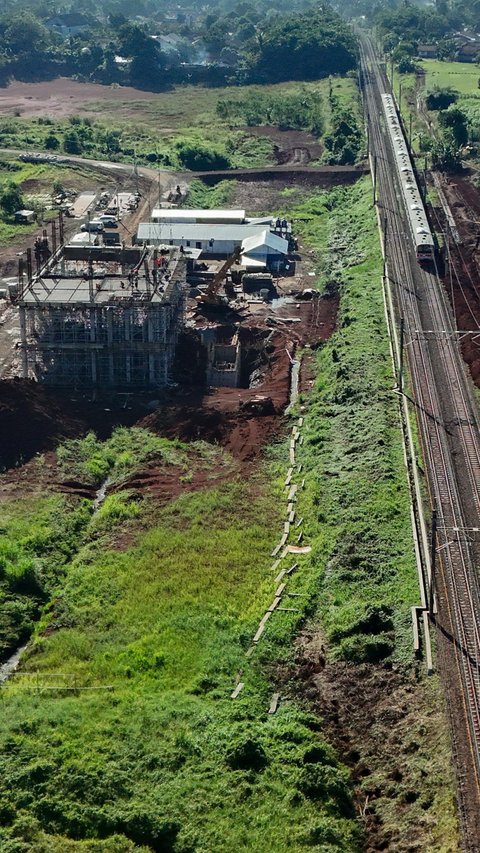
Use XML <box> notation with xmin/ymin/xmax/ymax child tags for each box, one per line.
<box><xmin>18</xmin><ymin>305</ymin><xmax>28</xmax><ymax>378</ymax></box>
<box><xmin>107</xmin><ymin>308</ymin><xmax>114</xmax><ymax>385</ymax></box>
<box><xmin>147</xmin><ymin>308</ymin><xmax>155</xmax><ymax>383</ymax></box>
<box><xmin>125</xmin><ymin>308</ymin><xmax>131</xmax><ymax>384</ymax></box>
<box><xmin>90</xmin><ymin>307</ymin><xmax>97</xmax><ymax>384</ymax></box>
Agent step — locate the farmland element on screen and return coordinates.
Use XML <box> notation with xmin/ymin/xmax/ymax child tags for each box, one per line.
<box><xmin>419</xmin><ymin>59</ymin><xmax>480</xmax><ymax>96</ymax></box>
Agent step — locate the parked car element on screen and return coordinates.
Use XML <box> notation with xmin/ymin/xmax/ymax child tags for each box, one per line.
<box><xmin>80</xmin><ymin>220</ymin><xmax>104</xmax><ymax>233</ymax></box>
<box><xmin>98</xmin><ymin>215</ymin><xmax>118</xmax><ymax>228</ymax></box>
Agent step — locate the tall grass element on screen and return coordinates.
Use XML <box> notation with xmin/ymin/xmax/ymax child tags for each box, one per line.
<box><xmin>0</xmin><ymin>464</ymin><xmax>362</xmax><ymax>852</ymax></box>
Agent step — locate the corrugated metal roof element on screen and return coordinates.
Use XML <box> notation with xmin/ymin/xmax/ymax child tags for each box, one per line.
<box><xmin>137</xmin><ymin>223</ymin><xmax>264</xmax><ymax>242</ymax></box>
<box><xmin>151</xmin><ymin>208</ymin><xmax>246</xmax><ymax>222</ymax></box>
<box><xmin>241</xmin><ymin>256</ymin><xmax>266</xmax><ymax>269</ymax></box>
<box><xmin>241</xmin><ymin>230</ymin><xmax>289</xmax><ymax>254</ymax></box>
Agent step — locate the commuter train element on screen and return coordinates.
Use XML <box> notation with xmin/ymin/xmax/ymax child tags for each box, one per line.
<box><xmin>381</xmin><ymin>94</ymin><xmax>435</xmax><ymax>263</ymax></box>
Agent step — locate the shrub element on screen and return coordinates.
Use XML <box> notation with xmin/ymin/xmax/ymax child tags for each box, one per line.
<box><xmin>426</xmin><ymin>86</ymin><xmax>458</xmax><ymax>111</ymax></box>
<box><xmin>0</xmin><ymin>181</ymin><xmax>24</xmax><ymax>216</ymax></box>
<box><xmin>44</xmin><ymin>134</ymin><xmax>60</xmax><ymax>150</ymax></box>
<box><xmin>63</xmin><ymin>130</ymin><xmax>82</xmax><ymax>155</ymax></box>
<box><xmin>335</xmin><ymin>633</ymin><xmax>395</xmax><ymax>663</ymax></box>
<box><xmin>297</xmin><ymin>764</ymin><xmax>353</xmax><ymax>816</ymax></box>
<box><xmin>176</xmin><ymin>141</ymin><xmax>231</xmax><ymax>171</ymax></box>
<box><xmin>225</xmin><ymin>737</ymin><xmax>268</xmax><ymax>771</ymax></box>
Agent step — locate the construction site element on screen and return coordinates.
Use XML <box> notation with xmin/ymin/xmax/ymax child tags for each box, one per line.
<box><xmin>1</xmin><ymin>186</ymin><xmax>307</xmax><ymax>396</ymax></box>
<box><xmin>0</xmin><ymin>166</ymin><xmax>342</xmax><ymax>470</ymax></box>
<box><xmin>17</xmin><ymin>235</ymin><xmax>185</xmax><ymax>389</ymax></box>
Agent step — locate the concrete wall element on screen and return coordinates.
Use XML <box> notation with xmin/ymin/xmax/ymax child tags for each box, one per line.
<box><xmin>206</xmin><ymin>339</ymin><xmax>241</xmax><ymax>388</ymax></box>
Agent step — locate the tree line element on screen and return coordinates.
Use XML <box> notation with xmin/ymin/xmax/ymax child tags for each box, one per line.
<box><xmin>0</xmin><ymin>2</ymin><xmax>357</xmax><ymax>90</ymax></box>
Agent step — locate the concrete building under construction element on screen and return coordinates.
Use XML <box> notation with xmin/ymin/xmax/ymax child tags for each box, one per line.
<box><xmin>17</xmin><ymin>223</ymin><xmax>186</xmax><ymax>389</ymax></box>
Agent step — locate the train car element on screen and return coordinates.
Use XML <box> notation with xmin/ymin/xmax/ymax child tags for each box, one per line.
<box><xmin>381</xmin><ymin>94</ymin><xmax>435</xmax><ymax>263</ymax></box>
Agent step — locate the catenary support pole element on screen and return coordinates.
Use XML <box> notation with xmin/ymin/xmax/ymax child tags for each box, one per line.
<box><xmin>429</xmin><ymin>506</ymin><xmax>438</xmax><ymax>616</ymax></box>
<box><xmin>383</xmin><ymin>214</ymin><xmax>388</xmax><ymax>279</ymax></box>
<box><xmin>399</xmin><ymin>317</ymin><xmax>405</xmax><ymax>392</ymax></box>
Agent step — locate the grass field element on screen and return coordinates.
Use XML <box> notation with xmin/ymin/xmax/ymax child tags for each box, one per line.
<box><xmin>81</xmin><ymin>77</ymin><xmax>358</xmax><ymax>132</ymax></box>
<box><xmin>392</xmin><ymin>59</ymin><xmax>480</xmax><ymax>160</ymax></box>
<box><xmin>287</xmin><ymin>178</ymin><xmax>458</xmax><ymax>850</ymax></box>
<box><xmin>0</xmin><ymin>432</ymin><xmax>362</xmax><ymax>852</ymax></box>
<box><xmin>420</xmin><ymin>59</ymin><xmax>480</xmax><ymax>95</ymax></box>
<box><xmin>0</xmin><ymin>76</ymin><xmax>362</xmax><ymax>170</ymax></box>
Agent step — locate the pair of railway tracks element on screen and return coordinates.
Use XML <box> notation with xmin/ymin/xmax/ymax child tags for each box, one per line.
<box><xmin>359</xmin><ymin>35</ymin><xmax>480</xmax><ymax>847</ymax></box>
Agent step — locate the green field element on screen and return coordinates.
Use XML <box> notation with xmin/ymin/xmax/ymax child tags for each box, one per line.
<box><xmin>392</xmin><ymin>59</ymin><xmax>480</xmax><ymax>160</ymax></box>
<box><xmin>0</xmin><ymin>428</ymin><xmax>363</xmax><ymax>852</ymax></box>
<box><xmin>420</xmin><ymin>59</ymin><xmax>480</xmax><ymax>95</ymax></box>
<box><xmin>83</xmin><ymin>77</ymin><xmax>359</xmax><ymax>131</ymax></box>
<box><xmin>0</xmin><ymin>76</ymin><xmax>362</xmax><ymax>170</ymax></box>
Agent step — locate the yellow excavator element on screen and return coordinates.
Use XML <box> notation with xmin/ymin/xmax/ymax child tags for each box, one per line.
<box><xmin>195</xmin><ymin>246</ymin><xmax>241</xmax><ymax>308</ymax></box>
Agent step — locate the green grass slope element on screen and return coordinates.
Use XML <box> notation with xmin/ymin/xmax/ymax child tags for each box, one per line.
<box><xmin>0</xmin><ymin>438</ymin><xmax>361</xmax><ymax>852</ymax></box>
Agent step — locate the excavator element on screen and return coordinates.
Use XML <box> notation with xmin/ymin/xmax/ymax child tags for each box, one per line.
<box><xmin>195</xmin><ymin>246</ymin><xmax>241</xmax><ymax>309</ymax></box>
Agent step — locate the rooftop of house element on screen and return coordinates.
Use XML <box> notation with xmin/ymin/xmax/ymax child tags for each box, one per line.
<box><xmin>45</xmin><ymin>13</ymin><xmax>94</xmax><ymax>28</ymax></box>
<box><xmin>241</xmin><ymin>230</ymin><xmax>289</xmax><ymax>254</ymax></box>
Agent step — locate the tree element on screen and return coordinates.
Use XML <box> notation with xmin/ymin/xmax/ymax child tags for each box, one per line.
<box><xmin>426</xmin><ymin>86</ymin><xmax>459</xmax><ymax>111</ymax></box>
<box><xmin>116</xmin><ymin>22</ymin><xmax>164</xmax><ymax>89</ymax></box>
<box><xmin>392</xmin><ymin>42</ymin><xmax>417</xmax><ymax>72</ymax></box>
<box><xmin>439</xmin><ymin>107</ymin><xmax>468</xmax><ymax>147</ymax></box>
<box><xmin>0</xmin><ymin>181</ymin><xmax>24</xmax><ymax>216</ymax></box>
<box><xmin>45</xmin><ymin>134</ymin><xmax>60</xmax><ymax>150</ymax></box>
<box><xmin>249</xmin><ymin>11</ymin><xmax>357</xmax><ymax>83</ymax></box>
<box><xmin>176</xmin><ymin>141</ymin><xmax>231</xmax><ymax>171</ymax></box>
<box><xmin>431</xmin><ymin>132</ymin><xmax>463</xmax><ymax>171</ymax></box>
<box><xmin>3</xmin><ymin>13</ymin><xmax>49</xmax><ymax>56</ymax></box>
<box><xmin>63</xmin><ymin>130</ymin><xmax>82</xmax><ymax>155</ymax></box>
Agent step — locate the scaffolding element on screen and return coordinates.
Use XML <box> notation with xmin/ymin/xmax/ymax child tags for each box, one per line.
<box><xmin>17</xmin><ymin>231</ymin><xmax>186</xmax><ymax>389</ymax></box>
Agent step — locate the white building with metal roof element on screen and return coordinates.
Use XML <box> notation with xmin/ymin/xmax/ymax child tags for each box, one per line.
<box><xmin>151</xmin><ymin>208</ymin><xmax>246</xmax><ymax>225</ymax></box>
<box><xmin>241</xmin><ymin>230</ymin><xmax>289</xmax><ymax>272</ymax></box>
<box><xmin>137</xmin><ymin>222</ymin><xmax>290</xmax><ymax>270</ymax></box>
<box><xmin>137</xmin><ymin>223</ymin><xmax>264</xmax><ymax>256</ymax></box>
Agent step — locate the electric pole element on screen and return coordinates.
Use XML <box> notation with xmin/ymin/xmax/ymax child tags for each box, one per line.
<box><xmin>399</xmin><ymin>317</ymin><xmax>405</xmax><ymax>392</ymax></box>
<box><xmin>429</xmin><ymin>506</ymin><xmax>438</xmax><ymax>616</ymax></box>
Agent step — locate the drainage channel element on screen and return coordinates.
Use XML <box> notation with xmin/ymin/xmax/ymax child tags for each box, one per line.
<box><xmin>0</xmin><ymin>643</ymin><xmax>28</xmax><ymax>684</ymax></box>
<box><xmin>1</xmin><ymin>480</ymin><xmax>110</xmax><ymax>686</ymax></box>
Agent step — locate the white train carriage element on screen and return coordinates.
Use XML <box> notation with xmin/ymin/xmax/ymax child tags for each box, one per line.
<box><xmin>381</xmin><ymin>94</ymin><xmax>435</xmax><ymax>263</ymax></box>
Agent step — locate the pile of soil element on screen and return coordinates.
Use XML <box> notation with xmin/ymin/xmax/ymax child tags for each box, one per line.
<box><xmin>242</xmin><ymin>125</ymin><xmax>323</xmax><ymax>166</ymax></box>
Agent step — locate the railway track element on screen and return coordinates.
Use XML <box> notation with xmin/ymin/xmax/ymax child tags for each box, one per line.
<box><xmin>359</xmin><ymin>34</ymin><xmax>480</xmax><ymax>847</ymax></box>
